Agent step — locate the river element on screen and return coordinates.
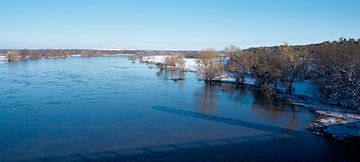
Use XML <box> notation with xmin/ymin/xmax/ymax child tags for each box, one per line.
<box><xmin>0</xmin><ymin>56</ymin><xmax>358</xmax><ymax>161</ymax></box>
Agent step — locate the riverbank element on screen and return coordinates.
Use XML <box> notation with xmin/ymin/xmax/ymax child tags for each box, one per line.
<box><xmin>1</xmin><ymin>56</ymin><xmax>359</xmax><ymax>161</ymax></box>
<box><xmin>0</xmin><ymin>55</ymin><xmax>6</xmax><ymax>61</ymax></box>
<box><xmin>275</xmin><ymin>93</ymin><xmax>360</xmax><ymax>141</ymax></box>
<box><xmin>139</xmin><ymin>55</ymin><xmax>360</xmax><ymax>141</ymax></box>
<box><xmin>141</xmin><ymin>55</ymin><xmax>198</xmax><ymax>72</ymax></box>
<box><xmin>225</xmin><ymin>83</ymin><xmax>360</xmax><ymax>141</ymax></box>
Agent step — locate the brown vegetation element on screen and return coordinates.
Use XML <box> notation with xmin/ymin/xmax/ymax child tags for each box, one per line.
<box><xmin>196</xmin><ymin>49</ymin><xmax>224</xmax><ymax>84</ymax></box>
<box><xmin>310</xmin><ymin>38</ymin><xmax>360</xmax><ymax>108</ymax></box>
<box><xmin>225</xmin><ymin>38</ymin><xmax>360</xmax><ymax>109</ymax></box>
<box><xmin>7</xmin><ymin>51</ymin><xmax>22</xmax><ymax>61</ymax></box>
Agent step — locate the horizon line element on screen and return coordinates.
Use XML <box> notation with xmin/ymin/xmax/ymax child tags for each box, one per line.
<box><xmin>0</xmin><ymin>37</ymin><xmax>358</xmax><ymax>51</ymax></box>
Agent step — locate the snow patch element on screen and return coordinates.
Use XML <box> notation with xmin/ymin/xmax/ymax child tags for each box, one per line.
<box><xmin>292</xmin><ymin>81</ymin><xmax>319</xmax><ymax>98</ymax></box>
<box><xmin>309</xmin><ymin>109</ymin><xmax>360</xmax><ymax>140</ymax></box>
<box><xmin>142</xmin><ymin>55</ymin><xmax>199</xmax><ymax>71</ymax></box>
<box><xmin>0</xmin><ymin>56</ymin><xmax>6</xmax><ymax>61</ymax></box>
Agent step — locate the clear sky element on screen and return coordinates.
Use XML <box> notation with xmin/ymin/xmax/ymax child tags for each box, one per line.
<box><xmin>0</xmin><ymin>0</ymin><xmax>359</xmax><ymax>50</ymax></box>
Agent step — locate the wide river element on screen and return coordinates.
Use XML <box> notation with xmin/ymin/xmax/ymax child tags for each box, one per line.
<box><xmin>0</xmin><ymin>56</ymin><xmax>357</xmax><ymax>161</ymax></box>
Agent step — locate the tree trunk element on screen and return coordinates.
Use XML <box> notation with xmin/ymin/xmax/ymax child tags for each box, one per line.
<box><xmin>288</xmin><ymin>76</ymin><xmax>295</xmax><ymax>94</ymax></box>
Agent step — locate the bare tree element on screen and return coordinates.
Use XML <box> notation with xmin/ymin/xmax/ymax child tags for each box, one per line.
<box><xmin>196</xmin><ymin>49</ymin><xmax>224</xmax><ymax>84</ymax></box>
<box><xmin>7</xmin><ymin>51</ymin><xmax>22</xmax><ymax>62</ymax></box>
<box><xmin>278</xmin><ymin>43</ymin><xmax>308</xmax><ymax>93</ymax></box>
<box><xmin>225</xmin><ymin>49</ymin><xmax>254</xmax><ymax>84</ymax></box>
<box><xmin>312</xmin><ymin>39</ymin><xmax>360</xmax><ymax>109</ymax></box>
<box><xmin>164</xmin><ymin>54</ymin><xmax>185</xmax><ymax>71</ymax></box>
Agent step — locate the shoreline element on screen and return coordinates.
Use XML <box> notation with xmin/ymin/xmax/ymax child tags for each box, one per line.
<box><xmin>3</xmin><ymin>54</ymin><xmax>360</xmax><ymax>141</ymax></box>
<box><xmin>209</xmin><ymin>81</ymin><xmax>360</xmax><ymax>141</ymax></box>
<box><xmin>141</xmin><ymin>55</ymin><xmax>360</xmax><ymax>141</ymax></box>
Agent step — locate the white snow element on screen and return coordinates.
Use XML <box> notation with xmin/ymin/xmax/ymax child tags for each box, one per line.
<box><xmin>142</xmin><ymin>55</ymin><xmax>321</xmax><ymax>88</ymax></box>
<box><xmin>315</xmin><ymin>110</ymin><xmax>360</xmax><ymax>126</ymax></box>
<box><xmin>319</xmin><ymin>118</ymin><xmax>338</xmax><ymax>125</ymax></box>
<box><xmin>214</xmin><ymin>75</ymin><xmax>256</xmax><ymax>85</ymax></box>
<box><xmin>142</xmin><ymin>55</ymin><xmax>199</xmax><ymax>71</ymax></box>
<box><xmin>317</xmin><ymin>110</ymin><xmax>360</xmax><ymax>120</ymax></box>
<box><xmin>141</xmin><ymin>55</ymin><xmax>261</xmax><ymax>85</ymax></box>
<box><xmin>310</xmin><ymin>110</ymin><xmax>360</xmax><ymax>140</ymax></box>
<box><xmin>142</xmin><ymin>55</ymin><xmax>167</xmax><ymax>64</ymax></box>
<box><xmin>0</xmin><ymin>56</ymin><xmax>6</xmax><ymax>61</ymax></box>
<box><xmin>184</xmin><ymin>58</ymin><xmax>198</xmax><ymax>72</ymax></box>
<box><xmin>244</xmin><ymin>76</ymin><xmax>256</xmax><ymax>85</ymax></box>
<box><xmin>115</xmin><ymin>54</ymin><xmax>135</xmax><ymax>56</ymax></box>
<box><xmin>292</xmin><ymin>81</ymin><xmax>319</xmax><ymax>98</ymax></box>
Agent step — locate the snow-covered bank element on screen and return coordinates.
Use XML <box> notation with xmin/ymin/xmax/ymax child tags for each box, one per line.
<box><xmin>141</xmin><ymin>55</ymin><xmax>166</xmax><ymax>63</ymax></box>
<box><xmin>70</xmin><ymin>54</ymin><xmax>132</xmax><ymax>57</ymax></box>
<box><xmin>0</xmin><ymin>56</ymin><xmax>6</xmax><ymax>61</ymax></box>
<box><xmin>308</xmin><ymin>109</ymin><xmax>360</xmax><ymax>140</ymax></box>
<box><xmin>291</xmin><ymin>95</ymin><xmax>360</xmax><ymax>141</ymax></box>
<box><xmin>141</xmin><ymin>55</ymin><xmax>198</xmax><ymax>71</ymax></box>
<box><xmin>212</xmin><ymin>75</ymin><xmax>257</xmax><ymax>85</ymax></box>
<box><xmin>140</xmin><ymin>55</ymin><xmax>316</xmax><ymax>94</ymax></box>
<box><xmin>142</xmin><ymin>55</ymin><xmax>360</xmax><ymax>141</ymax></box>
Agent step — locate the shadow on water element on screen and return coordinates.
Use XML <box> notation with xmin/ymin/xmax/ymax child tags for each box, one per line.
<box><xmin>31</xmin><ymin>134</ymin><xmax>290</xmax><ymax>162</ymax></box>
<box><xmin>251</xmin><ymin>88</ymin><xmax>300</xmax><ymax>130</ymax></box>
<box><xmin>194</xmin><ymin>83</ymin><xmax>301</xmax><ymax>130</ymax></box>
<box><xmin>196</xmin><ymin>85</ymin><xmax>217</xmax><ymax>115</ymax></box>
<box><xmin>4</xmin><ymin>58</ymin><xmax>359</xmax><ymax>161</ymax></box>
<box><xmin>152</xmin><ymin>106</ymin><xmax>306</xmax><ymax>136</ymax></box>
<box><xmin>30</xmin><ymin>106</ymin><xmax>359</xmax><ymax>161</ymax></box>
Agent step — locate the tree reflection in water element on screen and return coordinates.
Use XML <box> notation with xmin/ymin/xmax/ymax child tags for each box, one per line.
<box><xmin>150</xmin><ymin>59</ymin><xmax>300</xmax><ymax>130</ymax></box>
<box><xmin>196</xmin><ymin>85</ymin><xmax>217</xmax><ymax>115</ymax></box>
<box><xmin>195</xmin><ymin>83</ymin><xmax>299</xmax><ymax>130</ymax></box>
<box><xmin>252</xmin><ymin>92</ymin><xmax>298</xmax><ymax>130</ymax></box>
<box><xmin>156</xmin><ymin>68</ymin><xmax>186</xmax><ymax>89</ymax></box>
<box><xmin>156</xmin><ymin>68</ymin><xmax>185</xmax><ymax>80</ymax></box>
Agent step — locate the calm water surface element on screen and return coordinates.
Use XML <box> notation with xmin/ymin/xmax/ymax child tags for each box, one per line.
<box><xmin>0</xmin><ymin>57</ymin><xmax>358</xmax><ymax>161</ymax></box>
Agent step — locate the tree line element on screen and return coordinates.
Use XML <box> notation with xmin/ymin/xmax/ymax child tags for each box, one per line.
<box><xmin>1</xmin><ymin>49</ymin><xmax>200</xmax><ymax>62</ymax></box>
<box><xmin>4</xmin><ymin>49</ymin><xmax>120</xmax><ymax>61</ymax></box>
<box><xmin>196</xmin><ymin>38</ymin><xmax>360</xmax><ymax>109</ymax></box>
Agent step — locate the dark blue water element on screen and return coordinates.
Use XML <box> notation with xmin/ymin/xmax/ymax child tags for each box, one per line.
<box><xmin>0</xmin><ymin>57</ymin><xmax>358</xmax><ymax>161</ymax></box>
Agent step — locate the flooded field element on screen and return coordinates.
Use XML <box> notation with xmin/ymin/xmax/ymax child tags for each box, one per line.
<box><xmin>0</xmin><ymin>56</ymin><xmax>358</xmax><ymax>161</ymax></box>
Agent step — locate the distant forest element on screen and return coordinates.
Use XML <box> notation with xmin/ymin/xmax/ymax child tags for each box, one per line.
<box><xmin>0</xmin><ymin>49</ymin><xmax>200</xmax><ymax>60</ymax></box>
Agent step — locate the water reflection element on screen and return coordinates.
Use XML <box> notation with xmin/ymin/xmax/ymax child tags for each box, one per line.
<box><xmin>0</xmin><ymin>57</ymin><xmax>328</xmax><ymax>161</ymax></box>
<box><xmin>252</xmin><ymin>92</ymin><xmax>298</xmax><ymax>129</ymax></box>
<box><xmin>156</xmin><ymin>68</ymin><xmax>185</xmax><ymax>81</ymax></box>
<box><xmin>196</xmin><ymin>85</ymin><xmax>217</xmax><ymax>115</ymax></box>
<box><xmin>194</xmin><ymin>83</ymin><xmax>300</xmax><ymax>130</ymax></box>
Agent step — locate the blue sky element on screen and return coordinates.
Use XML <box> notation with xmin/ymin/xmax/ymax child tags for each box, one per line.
<box><xmin>0</xmin><ymin>0</ymin><xmax>359</xmax><ymax>50</ymax></box>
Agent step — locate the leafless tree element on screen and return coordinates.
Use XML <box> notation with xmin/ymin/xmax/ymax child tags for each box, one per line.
<box><xmin>196</xmin><ymin>49</ymin><xmax>224</xmax><ymax>84</ymax></box>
